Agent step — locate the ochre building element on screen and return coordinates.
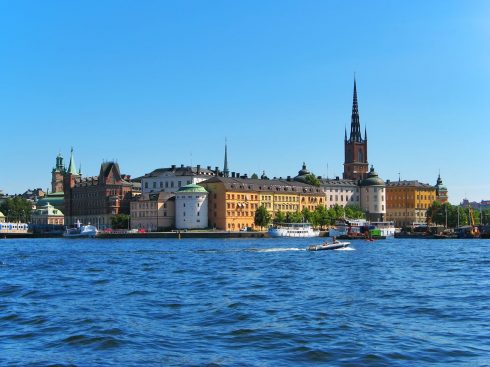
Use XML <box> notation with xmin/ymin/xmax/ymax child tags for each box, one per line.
<box><xmin>385</xmin><ymin>180</ymin><xmax>436</xmax><ymax>227</ymax></box>
<box><xmin>199</xmin><ymin>177</ymin><xmax>325</xmax><ymax>231</ymax></box>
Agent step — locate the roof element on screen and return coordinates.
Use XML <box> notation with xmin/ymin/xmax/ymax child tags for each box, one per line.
<box><xmin>32</xmin><ymin>203</ymin><xmax>64</xmax><ymax>216</ymax></box>
<box><xmin>177</xmin><ymin>184</ymin><xmax>208</xmax><ymax>194</ymax></box>
<box><xmin>143</xmin><ymin>165</ymin><xmax>216</xmax><ymax>178</ymax></box>
<box><xmin>386</xmin><ymin>180</ymin><xmax>433</xmax><ymax>188</ymax></box>
<box><xmin>199</xmin><ymin>177</ymin><xmax>324</xmax><ymax>195</ymax></box>
<box><xmin>132</xmin><ymin>192</ymin><xmax>175</xmax><ymax>202</ymax></box>
<box><xmin>0</xmin><ymin>211</ymin><xmax>4</xmax><ymax>217</ymax></box>
<box><xmin>321</xmin><ymin>178</ymin><xmax>358</xmax><ymax>187</ymax></box>
<box><xmin>360</xmin><ymin>166</ymin><xmax>385</xmax><ymax>187</ymax></box>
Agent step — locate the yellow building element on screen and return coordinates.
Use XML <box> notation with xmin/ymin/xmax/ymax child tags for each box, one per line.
<box><xmin>130</xmin><ymin>192</ymin><xmax>175</xmax><ymax>231</ymax></box>
<box><xmin>386</xmin><ymin>180</ymin><xmax>437</xmax><ymax>227</ymax></box>
<box><xmin>199</xmin><ymin>177</ymin><xmax>325</xmax><ymax>231</ymax></box>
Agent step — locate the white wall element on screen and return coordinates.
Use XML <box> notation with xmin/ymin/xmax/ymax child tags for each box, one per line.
<box><xmin>175</xmin><ymin>193</ymin><xmax>208</xmax><ymax>229</ymax></box>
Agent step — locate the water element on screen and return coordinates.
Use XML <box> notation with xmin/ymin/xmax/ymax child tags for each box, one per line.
<box><xmin>1</xmin><ymin>237</ymin><xmax>490</xmax><ymax>366</ymax></box>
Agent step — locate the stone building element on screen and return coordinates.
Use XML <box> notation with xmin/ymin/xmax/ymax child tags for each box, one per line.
<box><xmin>63</xmin><ymin>149</ymin><xmax>134</xmax><ymax>227</ymax></box>
<box><xmin>199</xmin><ymin>176</ymin><xmax>325</xmax><ymax>231</ymax></box>
<box><xmin>385</xmin><ymin>180</ymin><xmax>437</xmax><ymax>227</ymax></box>
<box><xmin>141</xmin><ymin>164</ymin><xmax>217</xmax><ymax>193</ymax></box>
<box><xmin>130</xmin><ymin>192</ymin><xmax>175</xmax><ymax>231</ymax></box>
<box><xmin>359</xmin><ymin>166</ymin><xmax>386</xmax><ymax>221</ymax></box>
<box><xmin>175</xmin><ymin>184</ymin><xmax>208</xmax><ymax>230</ymax></box>
<box><xmin>31</xmin><ymin>202</ymin><xmax>64</xmax><ymax>227</ymax></box>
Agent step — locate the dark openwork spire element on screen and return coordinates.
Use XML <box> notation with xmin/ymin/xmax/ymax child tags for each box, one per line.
<box><xmin>223</xmin><ymin>139</ymin><xmax>229</xmax><ymax>177</ymax></box>
<box><xmin>349</xmin><ymin>78</ymin><xmax>363</xmax><ymax>143</ymax></box>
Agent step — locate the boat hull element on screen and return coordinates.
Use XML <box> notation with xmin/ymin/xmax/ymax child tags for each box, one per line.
<box><xmin>307</xmin><ymin>241</ymin><xmax>350</xmax><ymax>251</ymax></box>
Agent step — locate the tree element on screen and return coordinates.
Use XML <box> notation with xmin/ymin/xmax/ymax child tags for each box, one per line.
<box><xmin>287</xmin><ymin>210</ymin><xmax>303</xmax><ymax>223</ymax></box>
<box><xmin>251</xmin><ymin>173</ymin><xmax>259</xmax><ymax>179</ymax></box>
<box><xmin>273</xmin><ymin>210</ymin><xmax>286</xmax><ymax>225</ymax></box>
<box><xmin>303</xmin><ymin>174</ymin><xmax>321</xmax><ymax>187</ymax></box>
<box><xmin>302</xmin><ymin>207</ymin><xmax>314</xmax><ymax>224</ymax></box>
<box><xmin>314</xmin><ymin>205</ymin><xmax>330</xmax><ymax>229</ymax></box>
<box><xmin>254</xmin><ymin>205</ymin><xmax>271</xmax><ymax>230</ymax></box>
<box><xmin>111</xmin><ymin>214</ymin><xmax>130</xmax><ymax>229</ymax></box>
<box><xmin>0</xmin><ymin>196</ymin><xmax>32</xmax><ymax>222</ymax></box>
<box><xmin>345</xmin><ymin>205</ymin><xmax>366</xmax><ymax>219</ymax></box>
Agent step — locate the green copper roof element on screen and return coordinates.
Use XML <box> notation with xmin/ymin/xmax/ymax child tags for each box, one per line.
<box><xmin>177</xmin><ymin>184</ymin><xmax>208</xmax><ymax>193</ymax></box>
<box><xmin>68</xmin><ymin>147</ymin><xmax>79</xmax><ymax>175</ymax></box>
<box><xmin>360</xmin><ymin>166</ymin><xmax>385</xmax><ymax>186</ymax></box>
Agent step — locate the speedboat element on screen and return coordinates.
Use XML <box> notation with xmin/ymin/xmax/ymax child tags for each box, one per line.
<box><xmin>307</xmin><ymin>240</ymin><xmax>350</xmax><ymax>251</ymax></box>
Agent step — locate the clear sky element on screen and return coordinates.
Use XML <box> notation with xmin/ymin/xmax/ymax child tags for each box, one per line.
<box><xmin>1</xmin><ymin>1</ymin><xmax>489</xmax><ymax>204</ymax></box>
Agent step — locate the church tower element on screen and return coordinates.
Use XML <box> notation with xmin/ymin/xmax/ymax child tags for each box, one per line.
<box><xmin>343</xmin><ymin>78</ymin><xmax>369</xmax><ymax>180</ymax></box>
<box><xmin>63</xmin><ymin>148</ymin><xmax>81</xmax><ymax>225</ymax></box>
<box><xmin>51</xmin><ymin>153</ymin><xmax>66</xmax><ymax>193</ymax></box>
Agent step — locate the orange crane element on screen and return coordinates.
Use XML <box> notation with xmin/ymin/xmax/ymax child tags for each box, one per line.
<box><xmin>468</xmin><ymin>207</ymin><xmax>480</xmax><ymax>237</ymax></box>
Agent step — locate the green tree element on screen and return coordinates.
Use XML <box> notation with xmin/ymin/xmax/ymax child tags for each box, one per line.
<box><xmin>0</xmin><ymin>196</ymin><xmax>32</xmax><ymax>222</ymax></box>
<box><xmin>303</xmin><ymin>174</ymin><xmax>321</xmax><ymax>187</ymax></box>
<box><xmin>302</xmin><ymin>207</ymin><xmax>314</xmax><ymax>224</ymax></box>
<box><xmin>111</xmin><ymin>214</ymin><xmax>130</xmax><ymax>229</ymax></box>
<box><xmin>273</xmin><ymin>210</ymin><xmax>286</xmax><ymax>225</ymax></box>
<box><xmin>345</xmin><ymin>204</ymin><xmax>366</xmax><ymax>219</ymax></box>
<box><xmin>251</xmin><ymin>173</ymin><xmax>259</xmax><ymax>179</ymax></box>
<box><xmin>313</xmin><ymin>205</ymin><xmax>329</xmax><ymax>229</ymax></box>
<box><xmin>287</xmin><ymin>210</ymin><xmax>303</xmax><ymax>223</ymax></box>
<box><xmin>254</xmin><ymin>205</ymin><xmax>271</xmax><ymax>230</ymax></box>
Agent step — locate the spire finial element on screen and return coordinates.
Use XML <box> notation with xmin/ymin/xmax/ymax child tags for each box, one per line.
<box><xmin>349</xmin><ymin>77</ymin><xmax>362</xmax><ymax>142</ymax></box>
<box><xmin>223</xmin><ymin>138</ymin><xmax>229</xmax><ymax>177</ymax></box>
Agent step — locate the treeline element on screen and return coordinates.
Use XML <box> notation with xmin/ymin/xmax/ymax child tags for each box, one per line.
<box><xmin>0</xmin><ymin>196</ymin><xmax>32</xmax><ymax>222</ymax></box>
<box><xmin>254</xmin><ymin>204</ymin><xmax>365</xmax><ymax>229</ymax></box>
<box><xmin>427</xmin><ymin>202</ymin><xmax>490</xmax><ymax>227</ymax></box>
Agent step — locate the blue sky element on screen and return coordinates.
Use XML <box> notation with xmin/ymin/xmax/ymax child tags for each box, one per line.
<box><xmin>1</xmin><ymin>1</ymin><xmax>489</xmax><ymax>204</ymax></box>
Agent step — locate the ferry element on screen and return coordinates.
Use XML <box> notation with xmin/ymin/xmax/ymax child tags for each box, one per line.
<box><xmin>63</xmin><ymin>220</ymin><xmax>98</xmax><ymax>238</ymax></box>
<box><xmin>268</xmin><ymin>223</ymin><xmax>320</xmax><ymax>238</ymax></box>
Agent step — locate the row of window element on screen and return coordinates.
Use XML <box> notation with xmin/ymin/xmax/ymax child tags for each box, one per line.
<box><xmin>144</xmin><ymin>180</ymin><xmax>193</xmax><ymax>189</ymax></box>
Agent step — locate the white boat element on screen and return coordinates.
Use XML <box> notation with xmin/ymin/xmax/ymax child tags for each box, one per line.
<box><xmin>329</xmin><ymin>219</ymin><xmax>368</xmax><ymax>237</ymax></box>
<box><xmin>307</xmin><ymin>240</ymin><xmax>350</xmax><ymax>251</ymax></box>
<box><xmin>268</xmin><ymin>223</ymin><xmax>320</xmax><ymax>238</ymax></box>
<box><xmin>329</xmin><ymin>219</ymin><xmax>396</xmax><ymax>238</ymax></box>
<box><xmin>370</xmin><ymin>221</ymin><xmax>396</xmax><ymax>237</ymax></box>
<box><xmin>63</xmin><ymin>220</ymin><xmax>98</xmax><ymax>238</ymax></box>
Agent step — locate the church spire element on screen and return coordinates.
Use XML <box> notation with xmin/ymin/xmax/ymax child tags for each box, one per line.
<box><xmin>223</xmin><ymin>139</ymin><xmax>229</xmax><ymax>178</ymax></box>
<box><xmin>68</xmin><ymin>147</ymin><xmax>79</xmax><ymax>175</ymax></box>
<box><xmin>349</xmin><ymin>78</ymin><xmax>363</xmax><ymax>143</ymax></box>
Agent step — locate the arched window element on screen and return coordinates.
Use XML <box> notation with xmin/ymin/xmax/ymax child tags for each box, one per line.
<box><xmin>358</xmin><ymin>148</ymin><xmax>363</xmax><ymax>162</ymax></box>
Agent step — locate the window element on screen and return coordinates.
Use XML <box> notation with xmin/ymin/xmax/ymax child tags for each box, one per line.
<box><xmin>171</xmin><ymin>182</ymin><xmax>174</xmax><ymax>188</ymax></box>
<box><xmin>178</xmin><ymin>181</ymin><xmax>182</xmax><ymax>188</ymax></box>
<box><xmin>144</xmin><ymin>182</ymin><xmax>148</xmax><ymax>189</ymax></box>
<box><xmin>165</xmin><ymin>182</ymin><xmax>169</xmax><ymax>188</ymax></box>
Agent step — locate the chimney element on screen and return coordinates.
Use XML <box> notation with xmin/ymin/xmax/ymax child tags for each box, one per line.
<box><xmin>243</xmin><ymin>174</ymin><xmax>248</xmax><ymax>179</ymax></box>
<box><xmin>237</xmin><ymin>173</ymin><xmax>240</xmax><ymax>178</ymax></box>
<box><xmin>171</xmin><ymin>164</ymin><xmax>176</xmax><ymax>170</ymax></box>
<box><xmin>287</xmin><ymin>176</ymin><xmax>291</xmax><ymax>181</ymax></box>
<box><xmin>232</xmin><ymin>172</ymin><xmax>236</xmax><ymax>178</ymax></box>
<box><xmin>181</xmin><ymin>164</ymin><xmax>184</xmax><ymax>168</ymax></box>
<box><xmin>196</xmin><ymin>164</ymin><xmax>201</xmax><ymax>173</ymax></box>
<box><xmin>207</xmin><ymin>166</ymin><xmax>211</xmax><ymax>170</ymax></box>
<box><xmin>336</xmin><ymin>176</ymin><xmax>340</xmax><ymax>180</ymax></box>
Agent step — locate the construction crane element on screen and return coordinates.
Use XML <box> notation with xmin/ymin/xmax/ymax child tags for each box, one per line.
<box><xmin>468</xmin><ymin>206</ymin><xmax>480</xmax><ymax>237</ymax></box>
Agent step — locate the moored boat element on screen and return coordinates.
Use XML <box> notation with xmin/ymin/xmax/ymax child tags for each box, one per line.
<box><xmin>268</xmin><ymin>223</ymin><xmax>320</xmax><ymax>238</ymax></box>
<box><xmin>63</xmin><ymin>220</ymin><xmax>98</xmax><ymax>238</ymax></box>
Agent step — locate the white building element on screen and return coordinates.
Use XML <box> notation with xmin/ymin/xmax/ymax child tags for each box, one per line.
<box><xmin>175</xmin><ymin>184</ymin><xmax>208</xmax><ymax>230</ymax></box>
<box><xmin>359</xmin><ymin>166</ymin><xmax>386</xmax><ymax>222</ymax></box>
<box><xmin>320</xmin><ymin>177</ymin><xmax>361</xmax><ymax>208</ymax></box>
<box><xmin>141</xmin><ymin>165</ymin><xmax>217</xmax><ymax>193</ymax></box>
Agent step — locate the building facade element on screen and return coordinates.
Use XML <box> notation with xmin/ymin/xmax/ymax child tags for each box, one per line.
<box><xmin>130</xmin><ymin>192</ymin><xmax>175</xmax><ymax>231</ymax></box>
<box><xmin>386</xmin><ymin>180</ymin><xmax>437</xmax><ymax>227</ymax></box>
<box><xmin>321</xmin><ymin>177</ymin><xmax>360</xmax><ymax>208</ymax></box>
<box><xmin>64</xmin><ymin>150</ymin><xmax>134</xmax><ymax>227</ymax></box>
<box><xmin>344</xmin><ymin>79</ymin><xmax>369</xmax><ymax>180</ymax></box>
<box><xmin>141</xmin><ymin>165</ymin><xmax>217</xmax><ymax>193</ymax></box>
<box><xmin>175</xmin><ymin>184</ymin><xmax>208</xmax><ymax>230</ymax></box>
<box><xmin>51</xmin><ymin>153</ymin><xmax>66</xmax><ymax>193</ymax></box>
<box><xmin>359</xmin><ymin>166</ymin><xmax>386</xmax><ymax>221</ymax></box>
<box><xmin>199</xmin><ymin>177</ymin><xmax>325</xmax><ymax>231</ymax></box>
<box><xmin>31</xmin><ymin>203</ymin><xmax>64</xmax><ymax>226</ymax></box>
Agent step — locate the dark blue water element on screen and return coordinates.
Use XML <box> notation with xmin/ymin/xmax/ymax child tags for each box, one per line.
<box><xmin>1</xmin><ymin>237</ymin><xmax>490</xmax><ymax>366</ymax></box>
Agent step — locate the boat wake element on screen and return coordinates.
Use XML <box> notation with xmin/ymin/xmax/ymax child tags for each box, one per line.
<box><xmin>336</xmin><ymin>247</ymin><xmax>355</xmax><ymax>251</ymax></box>
<box><xmin>248</xmin><ymin>247</ymin><xmax>305</xmax><ymax>253</ymax></box>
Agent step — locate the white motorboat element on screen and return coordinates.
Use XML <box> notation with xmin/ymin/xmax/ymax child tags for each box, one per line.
<box><xmin>307</xmin><ymin>240</ymin><xmax>350</xmax><ymax>251</ymax></box>
<box><xmin>63</xmin><ymin>220</ymin><xmax>98</xmax><ymax>238</ymax></box>
<box><xmin>268</xmin><ymin>223</ymin><xmax>320</xmax><ymax>238</ymax></box>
